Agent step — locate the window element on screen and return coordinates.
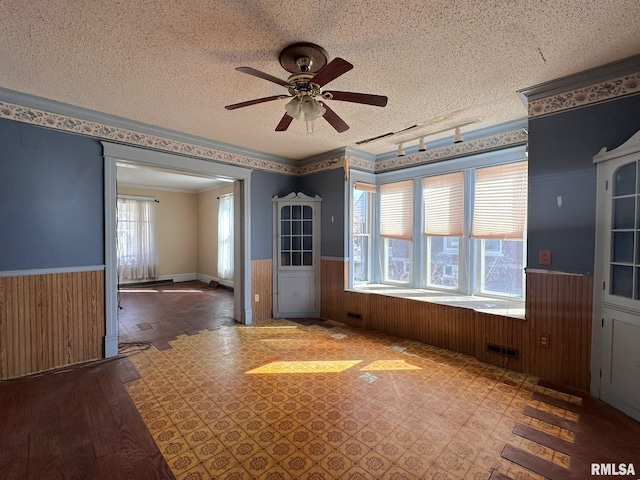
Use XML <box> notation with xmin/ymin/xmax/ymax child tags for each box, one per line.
<box><xmin>380</xmin><ymin>180</ymin><xmax>413</xmax><ymax>284</ymax></box>
<box><xmin>117</xmin><ymin>197</ymin><xmax>158</xmax><ymax>281</ymax></box>
<box><xmin>353</xmin><ymin>183</ymin><xmax>374</xmax><ymax>283</ymax></box>
<box><xmin>218</xmin><ymin>193</ymin><xmax>234</xmax><ymax>281</ymax></box>
<box><xmin>423</xmin><ymin>172</ymin><xmax>464</xmax><ymax>290</ymax></box>
<box><xmin>472</xmin><ymin>162</ymin><xmax>528</xmax><ymax>297</ymax></box>
<box><xmin>350</xmin><ymin>155</ymin><xmax>527</xmax><ymax>301</ymax></box>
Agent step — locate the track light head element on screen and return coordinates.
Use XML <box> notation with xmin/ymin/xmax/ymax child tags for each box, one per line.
<box><xmin>397</xmin><ymin>143</ymin><xmax>405</xmax><ymax>157</ymax></box>
<box><xmin>418</xmin><ymin>137</ymin><xmax>426</xmax><ymax>152</ymax></box>
<box><xmin>453</xmin><ymin>127</ymin><xmax>463</xmax><ymax>143</ymax></box>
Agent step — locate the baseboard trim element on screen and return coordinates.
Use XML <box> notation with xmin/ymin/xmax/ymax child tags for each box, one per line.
<box><xmin>196</xmin><ymin>273</ymin><xmax>234</xmax><ymax>288</ymax></box>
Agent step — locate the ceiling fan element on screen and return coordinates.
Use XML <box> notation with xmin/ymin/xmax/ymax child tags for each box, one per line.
<box><xmin>225</xmin><ymin>42</ymin><xmax>388</xmax><ymax>133</ymax></box>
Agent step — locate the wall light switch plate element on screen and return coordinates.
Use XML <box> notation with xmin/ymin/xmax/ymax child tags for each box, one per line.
<box><xmin>539</xmin><ymin>249</ymin><xmax>551</xmax><ymax>266</ymax></box>
<box><xmin>539</xmin><ymin>333</ymin><xmax>550</xmax><ymax>348</ymax></box>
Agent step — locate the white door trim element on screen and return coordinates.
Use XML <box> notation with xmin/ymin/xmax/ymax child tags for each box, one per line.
<box><xmin>102</xmin><ymin>142</ymin><xmax>253</xmax><ymax>357</ymax></box>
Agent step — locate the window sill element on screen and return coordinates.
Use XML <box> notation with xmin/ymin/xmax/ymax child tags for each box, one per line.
<box><xmin>348</xmin><ymin>284</ymin><xmax>525</xmax><ymax>319</ymax></box>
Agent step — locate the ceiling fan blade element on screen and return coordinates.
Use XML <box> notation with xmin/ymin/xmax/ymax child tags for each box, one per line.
<box><xmin>325</xmin><ymin>90</ymin><xmax>388</xmax><ymax>107</ymax></box>
<box><xmin>311</xmin><ymin>58</ymin><xmax>353</xmax><ymax>87</ymax></box>
<box><xmin>236</xmin><ymin>66</ymin><xmax>291</xmax><ymax>87</ymax></box>
<box><xmin>275</xmin><ymin>113</ymin><xmax>293</xmax><ymax>131</ymax></box>
<box><xmin>225</xmin><ymin>95</ymin><xmax>285</xmax><ymax>110</ymax></box>
<box><xmin>321</xmin><ymin>102</ymin><xmax>349</xmax><ymax>133</ymax></box>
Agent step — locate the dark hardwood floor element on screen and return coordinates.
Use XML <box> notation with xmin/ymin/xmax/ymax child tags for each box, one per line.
<box><xmin>0</xmin><ymin>358</ymin><xmax>174</xmax><ymax>480</ymax></box>
<box><xmin>117</xmin><ymin>280</ymin><xmax>235</xmax><ymax>349</ymax></box>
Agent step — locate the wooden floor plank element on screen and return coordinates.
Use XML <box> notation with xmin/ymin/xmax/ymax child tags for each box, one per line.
<box><xmin>58</xmin><ymin>385</ymin><xmax>103</xmax><ymax>480</ymax></box>
<box><xmin>27</xmin><ymin>386</ymin><xmax>65</xmax><ymax>479</ymax></box>
<box><xmin>112</xmin><ymin>357</ymin><xmax>140</xmax><ymax>384</ymax></box>
<box><xmin>523</xmin><ymin>405</ymin><xmax>577</xmax><ymax>431</ymax></box>
<box><xmin>101</xmin><ymin>364</ymin><xmax>159</xmax><ymax>460</ymax></box>
<box><xmin>512</xmin><ymin>423</ymin><xmax>573</xmax><ymax>455</ymax></box>
<box><xmin>532</xmin><ymin>391</ymin><xmax>582</xmax><ymax>413</ymax></box>
<box><xmin>489</xmin><ymin>470</ymin><xmax>513</xmax><ymax>480</ymax></box>
<box><xmin>0</xmin><ymin>381</ymin><xmax>31</xmax><ymax>479</ymax></box>
<box><xmin>501</xmin><ymin>444</ymin><xmax>578</xmax><ymax>480</ymax></box>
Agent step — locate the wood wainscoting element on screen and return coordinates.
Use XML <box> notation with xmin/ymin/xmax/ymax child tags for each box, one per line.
<box><xmin>321</xmin><ymin>259</ymin><xmax>593</xmax><ymax>392</ymax></box>
<box><xmin>526</xmin><ymin>269</ymin><xmax>593</xmax><ymax>391</ymax></box>
<box><xmin>0</xmin><ymin>269</ymin><xmax>105</xmax><ymax>379</ymax></box>
<box><xmin>251</xmin><ymin>259</ymin><xmax>273</xmax><ymax>323</ymax></box>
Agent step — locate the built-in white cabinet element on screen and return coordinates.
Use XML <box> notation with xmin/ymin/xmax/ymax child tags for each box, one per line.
<box><xmin>593</xmin><ymin>130</ymin><xmax>640</xmax><ymax>421</ymax></box>
<box><xmin>272</xmin><ymin>192</ymin><xmax>321</xmax><ymax>318</ymax></box>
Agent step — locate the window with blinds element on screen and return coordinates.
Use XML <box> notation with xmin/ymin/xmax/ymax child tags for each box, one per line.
<box><xmin>472</xmin><ymin>162</ymin><xmax>528</xmax><ymax>239</ymax></box>
<box><xmin>423</xmin><ymin>172</ymin><xmax>464</xmax><ymax>290</ymax></box>
<box><xmin>472</xmin><ymin>162</ymin><xmax>527</xmax><ymax>297</ymax></box>
<box><xmin>380</xmin><ymin>180</ymin><xmax>413</xmax><ymax>283</ymax></box>
<box><xmin>349</xmin><ymin>154</ymin><xmax>527</xmax><ymax>300</ymax></box>
<box><xmin>423</xmin><ymin>171</ymin><xmax>464</xmax><ymax>236</ymax></box>
<box><xmin>380</xmin><ymin>180</ymin><xmax>413</xmax><ymax>240</ymax></box>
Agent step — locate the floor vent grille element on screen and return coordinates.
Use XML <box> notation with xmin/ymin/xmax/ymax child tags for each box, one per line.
<box><xmin>487</xmin><ymin>343</ymin><xmax>518</xmax><ymax>358</ymax></box>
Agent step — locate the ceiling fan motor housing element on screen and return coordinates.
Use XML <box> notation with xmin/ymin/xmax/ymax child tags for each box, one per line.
<box><xmin>296</xmin><ymin>57</ymin><xmax>312</xmax><ymax>72</ymax></box>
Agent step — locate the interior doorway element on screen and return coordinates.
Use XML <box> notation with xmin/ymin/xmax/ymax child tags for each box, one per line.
<box><xmin>102</xmin><ymin>142</ymin><xmax>253</xmax><ymax>357</ymax></box>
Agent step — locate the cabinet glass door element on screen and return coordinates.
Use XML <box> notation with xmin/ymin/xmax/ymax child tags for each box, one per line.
<box><xmin>610</xmin><ymin>161</ymin><xmax>640</xmax><ymax>298</ymax></box>
<box><xmin>280</xmin><ymin>204</ymin><xmax>313</xmax><ymax>267</ymax></box>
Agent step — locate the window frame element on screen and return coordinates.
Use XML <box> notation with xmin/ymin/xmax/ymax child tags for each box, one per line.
<box><xmin>349</xmin><ymin>145</ymin><xmax>527</xmax><ymax>300</ymax></box>
<box><xmin>352</xmin><ymin>183</ymin><xmax>374</xmax><ymax>285</ymax></box>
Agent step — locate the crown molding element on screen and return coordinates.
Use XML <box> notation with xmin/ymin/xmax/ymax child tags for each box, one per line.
<box><xmin>518</xmin><ymin>54</ymin><xmax>640</xmax><ymax>118</ymax></box>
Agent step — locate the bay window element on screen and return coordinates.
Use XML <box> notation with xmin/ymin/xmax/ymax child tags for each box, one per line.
<box><xmin>349</xmin><ymin>149</ymin><xmax>527</xmax><ymax>302</ymax></box>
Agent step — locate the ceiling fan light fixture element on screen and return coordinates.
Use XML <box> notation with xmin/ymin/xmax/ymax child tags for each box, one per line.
<box><xmin>285</xmin><ymin>97</ymin><xmax>302</xmax><ymax>119</ymax></box>
<box><xmin>453</xmin><ymin>127</ymin><xmax>464</xmax><ymax>143</ymax></box>
<box><xmin>300</xmin><ymin>95</ymin><xmax>325</xmax><ymax>122</ymax></box>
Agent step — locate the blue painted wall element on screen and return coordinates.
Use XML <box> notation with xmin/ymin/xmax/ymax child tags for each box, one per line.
<box><xmin>299</xmin><ymin>168</ymin><xmax>346</xmax><ymax>258</ymax></box>
<box><xmin>527</xmin><ymin>93</ymin><xmax>640</xmax><ymax>275</ymax></box>
<box><xmin>0</xmin><ymin>119</ymin><xmax>104</xmax><ymax>270</ymax></box>
<box><xmin>250</xmin><ymin>169</ymin><xmax>298</xmax><ymax>260</ymax></box>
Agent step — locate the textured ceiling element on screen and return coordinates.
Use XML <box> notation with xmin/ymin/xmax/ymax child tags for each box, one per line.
<box><xmin>116</xmin><ymin>163</ymin><xmax>232</xmax><ymax>192</ymax></box>
<box><xmin>1</xmin><ymin>0</ymin><xmax>640</xmax><ymax>160</ymax></box>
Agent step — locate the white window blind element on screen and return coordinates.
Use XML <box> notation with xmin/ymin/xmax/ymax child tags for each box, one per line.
<box><xmin>354</xmin><ymin>181</ymin><xmax>377</xmax><ymax>193</ymax></box>
<box><xmin>472</xmin><ymin>162</ymin><xmax>528</xmax><ymax>239</ymax></box>
<box><xmin>423</xmin><ymin>171</ymin><xmax>464</xmax><ymax>236</ymax></box>
<box><xmin>380</xmin><ymin>180</ymin><xmax>413</xmax><ymax>240</ymax></box>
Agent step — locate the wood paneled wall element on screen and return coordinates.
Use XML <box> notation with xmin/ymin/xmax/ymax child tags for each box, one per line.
<box><xmin>0</xmin><ymin>270</ymin><xmax>105</xmax><ymax>379</ymax></box>
<box><xmin>526</xmin><ymin>270</ymin><xmax>593</xmax><ymax>391</ymax></box>
<box><xmin>321</xmin><ymin>259</ymin><xmax>593</xmax><ymax>392</ymax></box>
<box><xmin>251</xmin><ymin>259</ymin><xmax>273</xmax><ymax>323</ymax></box>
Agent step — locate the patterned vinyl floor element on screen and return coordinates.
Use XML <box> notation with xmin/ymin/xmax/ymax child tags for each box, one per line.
<box><xmin>124</xmin><ymin>319</ymin><xmax>579</xmax><ymax>479</ymax></box>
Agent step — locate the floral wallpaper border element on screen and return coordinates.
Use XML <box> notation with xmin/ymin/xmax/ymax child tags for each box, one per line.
<box><xmin>1</xmin><ymin>98</ymin><xmax>525</xmax><ymax>176</ymax></box>
<box><xmin>528</xmin><ymin>72</ymin><xmax>640</xmax><ymax>118</ymax></box>
<box><xmin>371</xmin><ymin>129</ymin><xmax>528</xmax><ymax>173</ymax></box>
<box><xmin>0</xmin><ymin>100</ymin><xmax>298</xmax><ymax>176</ymax></box>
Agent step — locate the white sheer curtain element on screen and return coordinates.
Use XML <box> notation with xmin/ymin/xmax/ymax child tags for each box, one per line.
<box><xmin>218</xmin><ymin>193</ymin><xmax>234</xmax><ymax>281</ymax></box>
<box><xmin>117</xmin><ymin>197</ymin><xmax>158</xmax><ymax>281</ymax></box>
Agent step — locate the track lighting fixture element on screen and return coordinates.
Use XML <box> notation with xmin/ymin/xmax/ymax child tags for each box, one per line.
<box><xmin>397</xmin><ymin>143</ymin><xmax>405</xmax><ymax>157</ymax></box>
<box><xmin>453</xmin><ymin>127</ymin><xmax>463</xmax><ymax>143</ymax></box>
<box><xmin>393</xmin><ymin>122</ymin><xmax>474</xmax><ymax>157</ymax></box>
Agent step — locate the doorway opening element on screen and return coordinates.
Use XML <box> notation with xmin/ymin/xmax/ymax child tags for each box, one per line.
<box><xmin>103</xmin><ymin>142</ymin><xmax>253</xmax><ymax>357</ymax></box>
